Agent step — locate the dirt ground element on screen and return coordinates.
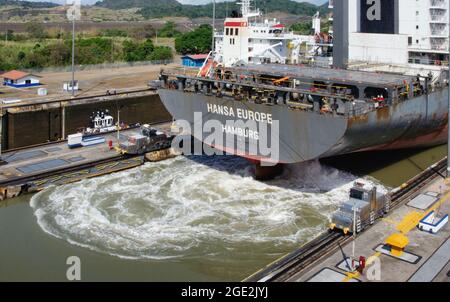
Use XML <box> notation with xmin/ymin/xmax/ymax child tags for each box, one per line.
<box><xmin>0</xmin><ymin>60</ymin><xmax>182</xmax><ymax>101</ymax></box>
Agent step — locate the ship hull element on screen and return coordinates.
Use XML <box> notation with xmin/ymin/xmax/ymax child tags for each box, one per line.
<box><xmin>158</xmin><ymin>88</ymin><xmax>448</xmax><ymax>164</ymax></box>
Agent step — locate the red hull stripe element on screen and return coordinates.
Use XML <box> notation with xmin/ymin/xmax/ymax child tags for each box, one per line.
<box><xmin>203</xmin><ymin>141</ymin><xmax>285</xmax><ymax>165</ymax></box>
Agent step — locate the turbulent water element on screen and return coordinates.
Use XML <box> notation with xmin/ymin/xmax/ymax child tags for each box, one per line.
<box><xmin>30</xmin><ymin>155</ymin><xmax>386</xmax><ymax>279</ymax></box>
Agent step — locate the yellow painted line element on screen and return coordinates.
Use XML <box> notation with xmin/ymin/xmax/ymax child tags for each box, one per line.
<box><xmin>396</xmin><ymin>191</ymin><xmax>450</xmax><ymax>235</ymax></box>
<box><xmin>343</xmin><ymin>271</ymin><xmax>360</xmax><ymax>282</ymax></box>
<box><xmin>396</xmin><ymin>211</ymin><xmax>423</xmax><ymax>234</ymax></box>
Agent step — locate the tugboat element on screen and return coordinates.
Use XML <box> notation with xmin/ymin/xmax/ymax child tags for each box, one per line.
<box><xmin>84</xmin><ymin>110</ymin><xmax>117</xmax><ymax>135</ymax></box>
<box><xmin>68</xmin><ymin>109</ymin><xmax>117</xmax><ymax>149</ymax></box>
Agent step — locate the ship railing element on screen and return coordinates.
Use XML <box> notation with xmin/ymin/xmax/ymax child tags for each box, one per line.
<box><xmin>160</xmin><ymin>70</ymin><xmax>397</xmax><ymax>117</ymax></box>
<box><xmin>162</xmin><ymin>67</ymin><xmax>200</xmax><ymax>78</ymax></box>
<box><xmin>344</xmin><ymin>101</ymin><xmax>379</xmax><ymax>118</ymax></box>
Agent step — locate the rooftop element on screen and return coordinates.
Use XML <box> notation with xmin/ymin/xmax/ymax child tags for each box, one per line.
<box><xmin>230</xmin><ymin>64</ymin><xmax>416</xmax><ymax>87</ymax></box>
<box><xmin>182</xmin><ymin>54</ymin><xmax>209</xmax><ymax>60</ymax></box>
<box><xmin>1</xmin><ymin>70</ymin><xmax>36</xmax><ymax>81</ymax></box>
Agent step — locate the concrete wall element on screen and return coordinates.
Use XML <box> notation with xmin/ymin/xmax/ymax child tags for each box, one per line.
<box><xmin>333</xmin><ymin>0</ymin><xmax>349</xmax><ymax>68</ymax></box>
<box><xmin>3</xmin><ymin>94</ymin><xmax>172</xmax><ymax>150</ymax></box>
<box><xmin>348</xmin><ymin>33</ymin><xmax>409</xmax><ymax>64</ymax></box>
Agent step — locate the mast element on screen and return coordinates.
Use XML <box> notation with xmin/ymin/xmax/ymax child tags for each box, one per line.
<box><xmin>238</xmin><ymin>0</ymin><xmax>261</xmax><ymax>18</ymax></box>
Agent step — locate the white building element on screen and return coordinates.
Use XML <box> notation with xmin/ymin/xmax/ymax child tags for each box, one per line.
<box><xmin>341</xmin><ymin>0</ymin><xmax>449</xmax><ymax>68</ymax></box>
<box><xmin>2</xmin><ymin>70</ymin><xmax>41</xmax><ymax>88</ymax></box>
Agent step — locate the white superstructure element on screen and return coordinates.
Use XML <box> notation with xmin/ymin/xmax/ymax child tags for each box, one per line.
<box><xmin>213</xmin><ymin>0</ymin><xmax>314</xmax><ymax>67</ymax></box>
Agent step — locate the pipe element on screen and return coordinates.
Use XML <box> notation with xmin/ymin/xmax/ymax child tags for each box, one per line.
<box><xmin>447</xmin><ymin>0</ymin><xmax>450</xmax><ymax>180</ymax></box>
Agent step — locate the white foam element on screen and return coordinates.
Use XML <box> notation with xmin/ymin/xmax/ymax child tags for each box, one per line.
<box><xmin>30</xmin><ymin>156</ymin><xmax>386</xmax><ymax>260</ymax></box>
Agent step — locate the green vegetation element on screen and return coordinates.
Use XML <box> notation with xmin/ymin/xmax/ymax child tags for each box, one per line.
<box><xmin>0</xmin><ymin>36</ymin><xmax>173</xmax><ymax>71</ymax></box>
<box><xmin>149</xmin><ymin>46</ymin><xmax>173</xmax><ymax>61</ymax></box>
<box><xmin>0</xmin><ymin>0</ymin><xmax>58</xmax><ymax>8</ymax></box>
<box><xmin>290</xmin><ymin>19</ymin><xmax>331</xmax><ymax>35</ymax></box>
<box><xmin>122</xmin><ymin>38</ymin><xmax>154</xmax><ymax>62</ymax></box>
<box><xmin>25</xmin><ymin>22</ymin><xmax>47</xmax><ymax>39</ymax></box>
<box><xmin>290</xmin><ymin>21</ymin><xmax>313</xmax><ymax>35</ymax></box>
<box><xmin>100</xmin><ymin>29</ymin><xmax>129</xmax><ymax>38</ymax></box>
<box><xmin>157</xmin><ymin>22</ymin><xmax>181</xmax><ymax>38</ymax></box>
<box><xmin>175</xmin><ymin>24</ymin><xmax>212</xmax><ymax>55</ymax></box>
<box><xmin>97</xmin><ymin>0</ymin><xmax>329</xmax><ymax>19</ymax></box>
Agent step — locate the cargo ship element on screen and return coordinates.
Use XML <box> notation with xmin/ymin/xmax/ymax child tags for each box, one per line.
<box><xmin>157</xmin><ymin>0</ymin><xmax>449</xmax><ymax>167</ymax></box>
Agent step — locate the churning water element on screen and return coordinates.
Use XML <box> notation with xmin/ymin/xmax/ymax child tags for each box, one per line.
<box><xmin>30</xmin><ymin>155</ymin><xmax>386</xmax><ymax>279</ymax></box>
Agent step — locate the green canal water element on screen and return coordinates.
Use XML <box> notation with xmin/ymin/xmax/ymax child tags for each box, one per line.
<box><xmin>0</xmin><ymin>145</ymin><xmax>446</xmax><ymax>281</ymax></box>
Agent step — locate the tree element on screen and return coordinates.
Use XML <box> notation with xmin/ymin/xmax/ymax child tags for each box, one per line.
<box><xmin>149</xmin><ymin>46</ymin><xmax>173</xmax><ymax>61</ymax></box>
<box><xmin>38</xmin><ymin>42</ymin><xmax>71</xmax><ymax>67</ymax></box>
<box><xmin>175</xmin><ymin>24</ymin><xmax>212</xmax><ymax>55</ymax></box>
<box><xmin>290</xmin><ymin>21</ymin><xmax>312</xmax><ymax>35</ymax></box>
<box><xmin>17</xmin><ymin>51</ymin><xmax>26</xmax><ymax>62</ymax></box>
<box><xmin>101</xmin><ymin>28</ymin><xmax>128</xmax><ymax>37</ymax></box>
<box><xmin>25</xmin><ymin>21</ymin><xmax>47</xmax><ymax>39</ymax></box>
<box><xmin>2</xmin><ymin>29</ymin><xmax>15</xmax><ymax>41</ymax></box>
<box><xmin>140</xmin><ymin>38</ymin><xmax>154</xmax><ymax>57</ymax></box>
<box><xmin>158</xmin><ymin>21</ymin><xmax>180</xmax><ymax>38</ymax></box>
<box><xmin>74</xmin><ymin>37</ymin><xmax>113</xmax><ymax>65</ymax></box>
<box><xmin>122</xmin><ymin>38</ymin><xmax>154</xmax><ymax>62</ymax></box>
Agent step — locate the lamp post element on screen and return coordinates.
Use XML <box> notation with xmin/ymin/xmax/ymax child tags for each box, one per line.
<box><xmin>448</xmin><ymin>0</ymin><xmax>450</xmax><ymax>180</ymax></box>
<box><xmin>71</xmin><ymin>17</ymin><xmax>75</xmax><ymax>97</ymax></box>
<box><xmin>67</xmin><ymin>0</ymin><xmax>80</xmax><ymax>97</ymax></box>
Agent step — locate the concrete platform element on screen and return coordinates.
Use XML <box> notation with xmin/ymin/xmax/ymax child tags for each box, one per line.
<box><xmin>307</xmin><ymin>268</ymin><xmax>360</xmax><ymax>282</ymax></box>
<box><xmin>1</xmin><ymin>131</ymin><xmax>125</xmax><ymax>184</ymax></box>
<box><xmin>407</xmin><ymin>193</ymin><xmax>439</xmax><ymax>210</ymax></box>
<box><xmin>288</xmin><ymin>177</ymin><xmax>450</xmax><ymax>282</ymax></box>
<box><xmin>409</xmin><ymin>237</ymin><xmax>450</xmax><ymax>282</ymax></box>
<box><xmin>0</xmin><ymin>122</ymin><xmax>172</xmax><ymax>185</ymax></box>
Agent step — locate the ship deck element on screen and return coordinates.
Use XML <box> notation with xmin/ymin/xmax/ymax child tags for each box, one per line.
<box><xmin>230</xmin><ymin>64</ymin><xmax>416</xmax><ymax>88</ymax></box>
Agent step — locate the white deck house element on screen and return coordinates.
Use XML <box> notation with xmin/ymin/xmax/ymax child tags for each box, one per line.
<box><xmin>2</xmin><ymin>70</ymin><xmax>41</xmax><ymax>88</ymax></box>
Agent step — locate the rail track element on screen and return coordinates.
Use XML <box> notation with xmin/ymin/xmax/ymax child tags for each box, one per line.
<box><xmin>244</xmin><ymin>157</ymin><xmax>447</xmax><ymax>282</ymax></box>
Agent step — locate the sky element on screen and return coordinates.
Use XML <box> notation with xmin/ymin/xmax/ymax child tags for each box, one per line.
<box><xmin>29</xmin><ymin>0</ymin><xmax>328</xmax><ymax>6</ymax></box>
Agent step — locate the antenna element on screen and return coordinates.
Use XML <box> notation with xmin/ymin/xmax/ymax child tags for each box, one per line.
<box><xmin>238</xmin><ymin>0</ymin><xmax>260</xmax><ymax>18</ymax></box>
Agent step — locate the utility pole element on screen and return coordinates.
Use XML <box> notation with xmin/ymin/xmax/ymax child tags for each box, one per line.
<box><xmin>116</xmin><ymin>104</ymin><xmax>121</xmax><ymax>146</ymax></box>
<box><xmin>111</xmin><ymin>38</ymin><xmax>114</xmax><ymax>62</ymax></box>
<box><xmin>67</xmin><ymin>0</ymin><xmax>80</xmax><ymax>97</ymax></box>
<box><xmin>71</xmin><ymin>16</ymin><xmax>75</xmax><ymax>97</ymax></box>
<box><xmin>448</xmin><ymin>0</ymin><xmax>450</xmax><ymax>180</ymax></box>
<box><xmin>352</xmin><ymin>200</ymin><xmax>356</xmax><ymax>259</ymax></box>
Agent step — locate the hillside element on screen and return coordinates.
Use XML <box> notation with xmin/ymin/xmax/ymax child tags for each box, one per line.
<box><xmin>0</xmin><ymin>0</ymin><xmax>59</xmax><ymax>8</ymax></box>
<box><xmin>97</xmin><ymin>0</ymin><xmax>329</xmax><ymax>19</ymax></box>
